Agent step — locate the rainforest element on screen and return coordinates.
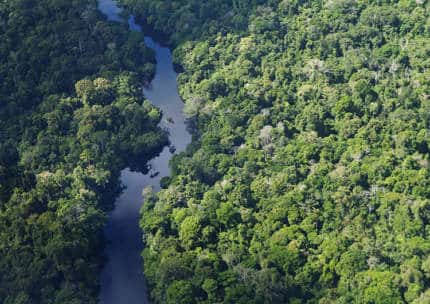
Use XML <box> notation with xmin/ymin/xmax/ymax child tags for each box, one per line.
<box><xmin>1</xmin><ymin>0</ymin><xmax>430</xmax><ymax>303</ymax></box>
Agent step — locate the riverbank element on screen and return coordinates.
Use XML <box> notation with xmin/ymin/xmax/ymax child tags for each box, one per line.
<box><xmin>98</xmin><ymin>1</ymin><xmax>192</xmax><ymax>303</ymax></box>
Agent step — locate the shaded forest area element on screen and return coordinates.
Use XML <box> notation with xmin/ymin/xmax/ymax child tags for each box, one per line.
<box><xmin>120</xmin><ymin>0</ymin><xmax>430</xmax><ymax>303</ymax></box>
<box><xmin>0</xmin><ymin>0</ymin><xmax>167</xmax><ymax>302</ymax></box>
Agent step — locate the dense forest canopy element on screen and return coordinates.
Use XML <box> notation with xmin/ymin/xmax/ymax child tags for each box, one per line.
<box><xmin>1</xmin><ymin>0</ymin><xmax>430</xmax><ymax>303</ymax></box>
<box><xmin>119</xmin><ymin>0</ymin><xmax>430</xmax><ymax>303</ymax></box>
<box><xmin>0</xmin><ymin>0</ymin><xmax>167</xmax><ymax>303</ymax></box>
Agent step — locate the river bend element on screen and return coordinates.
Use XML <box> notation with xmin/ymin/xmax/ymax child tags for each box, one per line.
<box><xmin>98</xmin><ymin>1</ymin><xmax>192</xmax><ymax>303</ymax></box>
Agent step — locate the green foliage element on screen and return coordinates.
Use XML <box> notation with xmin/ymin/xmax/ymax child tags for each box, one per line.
<box><xmin>0</xmin><ymin>1</ymin><xmax>167</xmax><ymax>302</ymax></box>
<box><xmin>166</xmin><ymin>280</ymin><xmax>196</xmax><ymax>304</ymax></box>
<box><xmin>123</xmin><ymin>0</ymin><xmax>430</xmax><ymax>303</ymax></box>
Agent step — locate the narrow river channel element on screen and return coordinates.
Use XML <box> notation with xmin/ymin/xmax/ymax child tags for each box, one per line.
<box><xmin>98</xmin><ymin>1</ymin><xmax>192</xmax><ymax>303</ymax></box>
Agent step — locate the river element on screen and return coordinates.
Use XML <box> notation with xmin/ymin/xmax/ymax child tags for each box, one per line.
<box><xmin>97</xmin><ymin>1</ymin><xmax>192</xmax><ymax>303</ymax></box>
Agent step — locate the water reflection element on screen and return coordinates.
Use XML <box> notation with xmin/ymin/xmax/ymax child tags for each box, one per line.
<box><xmin>98</xmin><ymin>1</ymin><xmax>192</xmax><ymax>303</ymax></box>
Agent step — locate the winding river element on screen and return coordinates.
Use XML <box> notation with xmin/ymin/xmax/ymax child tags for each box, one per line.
<box><xmin>98</xmin><ymin>1</ymin><xmax>192</xmax><ymax>303</ymax></box>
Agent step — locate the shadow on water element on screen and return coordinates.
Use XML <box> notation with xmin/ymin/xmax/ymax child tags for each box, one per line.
<box><xmin>97</xmin><ymin>1</ymin><xmax>192</xmax><ymax>303</ymax></box>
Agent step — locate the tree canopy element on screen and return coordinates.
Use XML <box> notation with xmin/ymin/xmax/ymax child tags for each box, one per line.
<box><xmin>119</xmin><ymin>0</ymin><xmax>430</xmax><ymax>303</ymax></box>
<box><xmin>0</xmin><ymin>1</ymin><xmax>167</xmax><ymax>302</ymax></box>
